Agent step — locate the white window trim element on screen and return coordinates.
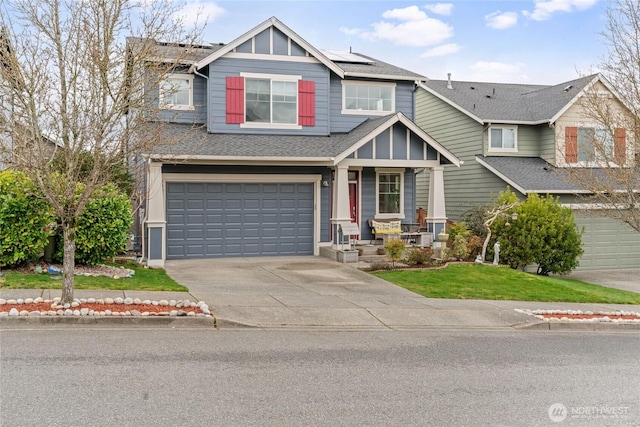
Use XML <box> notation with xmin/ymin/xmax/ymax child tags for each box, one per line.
<box><xmin>159</xmin><ymin>74</ymin><xmax>194</xmax><ymax>111</ymax></box>
<box><xmin>375</xmin><ymin>168</ymin><xmax>405</xmax><ymax>219</ymax></box>
<box><xmin>341</xmin><ymin>80</ymin><xmax>396</xmax><ymax>116</ymax></box>
<box><xmin>240</xmin><ymin>72</ymin><xmax>302</xmax><ymax>129</ymax></box>
<box><xmin>488</xmin><ymin>125</ymin><xmax>518</xmax><ymax>153</ymax></box>
<box><xmin>574</xmin><ymin>126</ymin><xmax>618</xmax><ymax>167</ymax></box>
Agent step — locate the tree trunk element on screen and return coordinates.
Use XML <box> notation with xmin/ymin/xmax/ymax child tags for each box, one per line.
<box><xmin>481</xmin><ymin>225</ymin><xmax>492</xmax><ymax>262</ymax></box>
<box><xmin>60</xmin><ymin>225</ymin><xmax>76</xmax><ymax>303</ymax></box>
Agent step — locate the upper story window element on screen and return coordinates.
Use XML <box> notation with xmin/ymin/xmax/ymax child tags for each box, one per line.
<box><xmin>245</xmin><ymin>77</ymin><xmax>297</xmax><ymax>125</ymax></box>
<box><xmin>376</xmin><ymin>169</ymin><xmax>404</xmax><ymax>219</ymax></box>
<box><xmin>577</xmin><ymin>128</ymin><xmax>613</xmax><ymax>162</ymax></box>
<box><xmin>488</xmin><ymin>125</ymin><xmax>517</xmax><ymax>152</ymax></box>
<box><xmin>160</xmin><ymin>74</ymin><xmax>194</xmax><ymax>110</ymax></box>
<box><xmin>565</xmin><ymin>126</ymin><xmax>626</xmax><ymax>165</ymax></box>
<box><xmin>342</xmin><ymin>81</ymin><xmax>395</xmax><ymax>115</ymax></box>
<box><xmin>226</xmin><ymin>73</ymin><xmax>315</xmax><ymax>129</ymax></box>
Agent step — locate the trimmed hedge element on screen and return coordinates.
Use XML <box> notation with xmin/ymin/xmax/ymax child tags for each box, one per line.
<box><xmin>54</xmin><ymin>184</ymin><xmax>133</xmax><ymax>265</ymax></box>
<box><xmin>0</xmin><ymin>170</ymin><xmax>53</xmax><ymax>267</ymax></box>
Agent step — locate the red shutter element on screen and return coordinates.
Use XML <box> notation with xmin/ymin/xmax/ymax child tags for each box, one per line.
<box><xmin>614</xmin><ymin>128</ymin><xmax>626</xmax><ymax>164</ymax></box>
<box><xmin>226</xmin><ymin>76</ymin><xmax>244</xmax><ymax>124</ymax></box>
<box><xmin>298</xmin><ymin>80</ymin><xmax>315</xmax><ymax>126</ymax></box>
<box><xmin>565</xmin><ymin>126</ymin><xmax>578</xmax><ymax>163</ymax></box>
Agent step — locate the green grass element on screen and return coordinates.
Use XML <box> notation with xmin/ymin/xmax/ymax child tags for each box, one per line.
<box><xmin>372</xmin><ymin>263</ymin><xmax>640</xmax><ymax>304</ymax></box>
<box><xmin>0</xmin><ymin>262</ymin><xmax>187</xmax><ymax>292</ymax></box>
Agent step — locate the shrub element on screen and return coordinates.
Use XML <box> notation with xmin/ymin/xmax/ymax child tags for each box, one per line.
<box><xmin>54</xmin><ymin>184</ymin><xmax>133</xmax><ymax>264</ymax></box>
<box><xmin>404</xmin><ymin>247</ymin><xmax>432</xmax><ymax>265</ymax></box>
<box><xmin>384</xmin><ymin>238</ymin><xmax>406</xmax><ymax>267</ymax></box>
<box><xmin>448</xmin><ymin>222</ymin><xmax>470</xmax><ymax>244</ymax></box>
<box><xmin>466</xmin><ymin>235</ymin><xmax>484</xmax><ymax>260</ymax></box>
<box><xmin>366</xmin><ymin>260</ymin><xmax>393</xmax><ymax>271</ymax></box>
<box><xmin>0</xmin><ymin>170</ymin><xmax>53</xmax><ymax>267</ymax></box>
<box><xmin>491</xmin><ymin>190</ymin><xmax>583</xmax><ymax>275</ymax></box>
<box><xmin>452</xmin><ymin>234</ymin><xmax>470</xmax><ymax>260</ymax></box>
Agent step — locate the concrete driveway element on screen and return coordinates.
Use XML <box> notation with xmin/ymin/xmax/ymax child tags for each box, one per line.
<box><xmin>164</xmin><ymin>256</ymin><xmax>640</xmax><ymax>329</ymax></box>
<box><xmin>566</xmin><ymin>269</ymin><xmax>640</xmax><ymax>293</ymax></box>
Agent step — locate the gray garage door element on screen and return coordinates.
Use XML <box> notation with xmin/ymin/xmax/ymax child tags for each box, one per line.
<box><xmin>166</xmin><ymin>182</ymin><xmax>314</xmax><ymax>259</ymax></box>
<box><xmin>574</xmin><ymin>212</ymin><xmax>640</xmax><ymax>270</ymax></box>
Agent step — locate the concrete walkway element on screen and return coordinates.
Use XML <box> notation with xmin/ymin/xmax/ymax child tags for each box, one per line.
<box><xmin>165</xmin><ymin>257</ymin><xmax>640</xmax><ymax>330</ymax></box>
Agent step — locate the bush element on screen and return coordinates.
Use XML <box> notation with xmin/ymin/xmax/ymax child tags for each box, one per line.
<box><xmin>54</xmin><ymin>184</ymin><xmax>133</xmax><ymax>264</ymax></box>
<box><xmin>452</xmin><ymin>234</ymin><xmax>470</xmax><ymax>260</ymax></box>
<box><xmin>448</xmin><ymin>222</ymin><xmax>470</xmax><ymax>244</ymax></box>
<box><xmin>404</xmin><ymin>247</ymin><xmax>433</xmax><ymax>265</ymax></box>
<box><xmin>491</xmin><ymin>190</ymin><xmax>583</xmax><ymax>275</ymax></box>
<box><xmin>384</xmin><ymin>238</ymin><xmax>406</xmax><ymax>267</ymax></box>
<box><xmin>0</xmin><ymin>170</ymin><xmax>53</xmax><ymax>267</ymax></box>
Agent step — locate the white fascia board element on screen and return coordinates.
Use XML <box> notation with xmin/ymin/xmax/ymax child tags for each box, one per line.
<box><xmin>418</xmin><ymin>81</ymin><xmax>484</xmax><ymax>125</ymax></box>
<box><xmin>344</xmin><ymin>72</ymin><xmax>426</xmax><ymax>82</ymax></box>
<box><xmin>332</xmin><ymin>115</ymin><xmax>400</xmax><ymax>165</ymax></box>
<box><xmin>193</xmin><ymin>17</ymin><xmax>345</xmax><ymax>78</ymax></box>
<box><xmin>148</xmin><ymin>153</ymin><xmax>334</xmax><ymax>165</ymax></box>
<box><xmin>485</xmin><ymin>119</ymin><xmax>550</xmax><ymax>125</ymax></box>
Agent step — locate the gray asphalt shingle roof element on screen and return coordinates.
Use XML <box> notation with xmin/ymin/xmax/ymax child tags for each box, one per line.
<box><xmin>147</xmin><ymin>114</ymin><xmax>395</xmax><ymax>159</ymax></box>
<box><xmin>476</xmin><ymin>155</ymin><xmax>622</xmax><ymax>193</ymax></box>
<box><xmin>424</xmin><ymin>75</ymin><xmax>597</xmax><ymax>123</ymax></box>
<box><xmin>335</xmin><ymin>52</ymin><xmax>426</xmax><ymax>80</ymax></box>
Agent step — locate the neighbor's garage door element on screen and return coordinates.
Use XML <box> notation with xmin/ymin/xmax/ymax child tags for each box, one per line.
<box><xmin>574</xmin><ymin>212</ymin><xmax>640</xmax><ymax>270</ymax></box>
<box><xmin>166</xmin><ymin>182</ymin><xmax>314</xmax><ymax>259</ymax></box>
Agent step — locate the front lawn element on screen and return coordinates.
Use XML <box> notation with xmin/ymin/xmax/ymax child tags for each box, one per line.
<box><xmin>372</xmin><ymin>263</ymin><xmax>640</xmax><ymax>304</ymax></box>
<box><xmin>0</xmin><ymin>262</ymin><xmax>186</xmax><ymax>292</ymax></box>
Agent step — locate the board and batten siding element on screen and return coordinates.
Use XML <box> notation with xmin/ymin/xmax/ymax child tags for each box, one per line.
<box><xmin>208</xmin><ymin>57</ymin><xmax>330</xmax><ymax>135</ymax></box>
<box><xmin>415</xmin><ymin>88</ymin><xmax>506</xmax><ymax>220</ymax></box>
<box><xmin>329</xmin><ymin>75</ymin><xmax>415</xmax><ymax>133</ymax></box>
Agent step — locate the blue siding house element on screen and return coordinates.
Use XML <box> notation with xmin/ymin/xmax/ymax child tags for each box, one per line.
<box><xmin>138</xmin><ymin>17</ymin><xmax>460</xmax><ymax>266</ymax></box>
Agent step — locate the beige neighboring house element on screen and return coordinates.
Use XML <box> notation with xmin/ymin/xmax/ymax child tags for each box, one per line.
<box><xmin>415</xmin><ymin>73</ymin><xmax>640</xmax><ymax>270</ymax></box>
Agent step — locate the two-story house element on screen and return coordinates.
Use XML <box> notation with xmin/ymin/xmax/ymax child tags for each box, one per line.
<box><xmin>137</xmin><ymin>17</ymin><xmax>460</xmax><ymax>267</ymax></box>
<box><xmin>415</xmin><ymin>74</ymin><xmax>639</xmax><ymax>270</ymax></box>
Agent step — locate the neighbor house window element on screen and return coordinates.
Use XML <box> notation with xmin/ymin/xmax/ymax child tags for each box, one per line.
<box><xmin>577</xmin><ymin>127</ymin><xmax>614</xmax><ymax>162</ymax></box>
<box><xmin>488</xmin><ymin>125</ymin><xmax>517</xmax><ymax>152</ymax></box>
<box><xmin>160</xmin><ymin>74</ymin><xmax>194</xmax><ymax>110</ymax></box>
<box><xmin>342</xmin><ymin>81</ymin><xmax>395</xmax><ymax>115</ymax></box>
<box><xmin>376</xmin><ymin>170</ymin><xmax>404</xmax><ymax>218</ymax></box>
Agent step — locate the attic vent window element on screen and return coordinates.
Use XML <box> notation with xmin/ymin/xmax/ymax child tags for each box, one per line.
<box><xmin>563</xmin><ymin>85</ymin><xmax>573</xmax><ymax>92</ymax></box>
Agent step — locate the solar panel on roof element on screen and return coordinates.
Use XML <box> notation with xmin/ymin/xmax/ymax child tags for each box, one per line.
<box><xmin>321</xmin><ymin>49</ymin><xmax>373</xmax><ymax>64</ymax></box>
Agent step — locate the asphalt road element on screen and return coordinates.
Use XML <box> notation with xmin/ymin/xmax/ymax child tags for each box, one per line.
<box><xmin>1</xmin><ymin>328</ymin><xmax>638</xmax><ymax>426</ymax></box>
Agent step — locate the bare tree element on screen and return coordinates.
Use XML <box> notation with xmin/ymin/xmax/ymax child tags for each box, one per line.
<box><xmin>563</xmin><ymin>0</ymin><xmax>640</xmax><ymax>233</ymax></box>
<box><xmin>0</xmin><ymin>0</ymin><xmax>204</xmax><ymax>302</ymax></box>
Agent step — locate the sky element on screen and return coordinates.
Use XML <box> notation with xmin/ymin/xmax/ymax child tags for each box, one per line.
<box><xmin>173</xmin><ymin>0</ymin><xmax>610</xmax><ymax>85</ymax></box>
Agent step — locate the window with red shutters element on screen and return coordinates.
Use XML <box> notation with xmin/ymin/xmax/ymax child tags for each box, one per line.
<box><xmin>226</xmin><ymin>76</ymin><xmax>244</xmax><ymax>124</ymax></box>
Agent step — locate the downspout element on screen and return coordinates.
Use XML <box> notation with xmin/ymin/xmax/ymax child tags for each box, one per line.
<box><xmin>189</xmin><ymin>64</ymin><xmax>210</xmax><ymax>131</ymax></box>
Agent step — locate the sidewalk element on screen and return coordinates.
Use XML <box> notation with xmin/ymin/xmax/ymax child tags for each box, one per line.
<box><xmin>2</xmin><ymin>259</ymin><xmax>639</xmax><ymax>330</ymax></box>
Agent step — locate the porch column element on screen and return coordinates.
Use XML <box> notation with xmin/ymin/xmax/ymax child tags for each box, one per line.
<box><xmin>145</xmin><ymin>161</ymin><xmax>166</xmax><ymax>267</ymax></box>
<box><xmin>426</xmin><ymin>166</ymin><xmax>448</xmax><ymax>240</ymax></box>
<box><xmin>331</xmin><ymin>165</ymin><xmax>351</xmax><ymax>248</ymax></box>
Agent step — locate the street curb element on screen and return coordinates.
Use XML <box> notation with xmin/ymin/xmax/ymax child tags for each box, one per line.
<box><xmin>521</xmin><ymin>321</ymin><xmax>640</xmax><ymax>331</ymax></box>
<box><xmin>0</xmin><ymin>316</ymin><xmax>215</xmax><ymax>328</ymax></box>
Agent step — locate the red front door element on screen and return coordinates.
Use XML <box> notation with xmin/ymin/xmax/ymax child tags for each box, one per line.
<box><xmin>349</xmin><ymin>182</ymin><xmax>358</xmax><ymax>223</ymax></box>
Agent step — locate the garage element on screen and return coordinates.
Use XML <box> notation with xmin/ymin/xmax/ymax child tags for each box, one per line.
<box><xmin>574</xmin><ymin>212</ymin><xmax>640</xmax><ymax>270</ymax></box>
<box><xmin>165</xmin><ymin>181</ymin><xmax>315</xmax><ymax>259</ymax></box>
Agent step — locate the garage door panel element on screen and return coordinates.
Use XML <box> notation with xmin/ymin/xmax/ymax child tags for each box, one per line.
<box><xmin>166</xmin><ymin>182</ymin><xmax>315</xmax><ymax>259</ymax></box>
<box><xmin>574</xmin><ymin>213</ymin><xmax>640</xmax><ymax>270</ymax></box>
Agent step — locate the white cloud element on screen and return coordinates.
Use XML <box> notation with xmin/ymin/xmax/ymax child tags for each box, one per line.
<box><xmin>485</xmin><ymin>11</ymin><xmax>518</xmax><ymax>29</ymax></box>
<box><xmin>469</xmin><ymin>61</ymin><xmax>529</xmax><ymax>82</ymax></box>
<box><xmin>423</xmin><ymin>3</ymin><xmax>454</xmax><ymax>16</ymax></box>
<box><xmin>361</xmin><ymin>6</ymin><xmax>454</xmax><ymax>47</ymax></box>
<box><xmin>523</xmin><ymin>0</ymin><xmax>598</xmax><ymax>21</ymax></box>
<box><xmin>173</xmin><ymin>2</ymin><xmax>225</xmax><ymax>28</ymax></box>
<box><xmin>339</xmin><ymin>26</ymin><xmax>363</xmax><ymax>36</ymax></box>
<box><xmin>420</xmin><ymin>43</ymin><xmax>461</xmax><ymax>58</ymax></box>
